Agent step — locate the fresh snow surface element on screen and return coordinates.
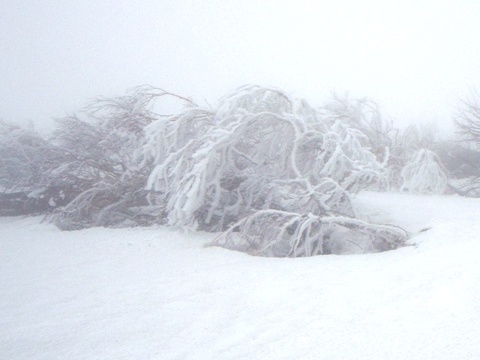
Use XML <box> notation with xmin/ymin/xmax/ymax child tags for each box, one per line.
<box><xmin>1</xmin><ymin>192</ymin><xmax>480</xmax><ymax>360</ymax></box>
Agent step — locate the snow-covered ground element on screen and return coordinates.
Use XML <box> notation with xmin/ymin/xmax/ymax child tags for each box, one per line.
<box><xmin>1</xmin><ymin>192</ymin><xmax>480</xmax><ymax>359</ymax></box>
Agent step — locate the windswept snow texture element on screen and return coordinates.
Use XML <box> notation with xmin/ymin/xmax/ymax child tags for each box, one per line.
<box><xmin>2</xmin><ymin>192</ymin><xmax>480</xmax><ymax>359</ymax></box>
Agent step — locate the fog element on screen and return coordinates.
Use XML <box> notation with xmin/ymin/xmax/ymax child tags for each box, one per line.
<box><xmin>2</xmin><ymin>1</ymin><xmax>480</xmax><ymax>132</ymax></box>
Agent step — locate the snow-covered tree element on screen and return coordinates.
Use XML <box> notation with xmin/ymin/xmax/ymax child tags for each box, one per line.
<box><xmin>452</xmin><ymin>92</ymin><xmax>480</xmax><ymax>196</ymax></box>
<box><xmin>400</xmin><ymin>149</ymin><xmax>448</xmax><ymax>194</ymax></box>
<box><xmin>0</xmin><ymin>120</ymin><xmax>69</xmax><ymax>214</ymax></box>
<box><xmin>142</xmin><ymin>86</ymin><xmax>388</xmax><ymax>231</ymax></box>
<box><xmin>435</xmin><ymin>141</ymin><xmax>480</xmax><ymax>179</ymax></box>
<box><xmin>383</xmin><ymin>122</ymin><xmax>445</xmax><ymax>192</ymax></box>
<box><xmin>142</xmin><ymin>85</ymin><xmax>406</xmax><ymax>255</ymax></box>
<box><xmin>455</xmin><ymin>92</ymin><xmax>480</xmax><ymax>146</ymax></box>
<box><xmin>49</xmin><ymin>86</ymin><xmax>192</xmax><ymax>229</ymax></box>
<box><xmin>0</xmin><ymin>120</ymin><xmax>59</xmax><ymax>192</ymax></box>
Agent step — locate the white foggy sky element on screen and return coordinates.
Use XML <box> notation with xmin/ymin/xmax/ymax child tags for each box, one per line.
<box><xmin>2</xmin><ymin>0</ymin><xmax>480</xmax><ymax>132</ymax></box>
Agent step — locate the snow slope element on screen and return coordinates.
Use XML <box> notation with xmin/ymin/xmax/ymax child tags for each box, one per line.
<box><xmin>1</xmin><ymin>192</ymin><xmax>480</xmax><ymax>359</ymax></box>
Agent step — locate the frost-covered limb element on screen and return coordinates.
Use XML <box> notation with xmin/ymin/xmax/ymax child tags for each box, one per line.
<box><xmin>315</xmin><ymin>124</ymin><xmax>388</xmax><ymax>192</ymax></box>
<box><xmin>448</xmin><ymin>177</ymin><xmax>480</xmax><ymax>198</ymax></box>
<box><xmin>139</xmin><ymin>107</ymin><xmax>215</xmax><ymax>169</ymax></box>
<box><xmin>263</xmin><ymin>178</ymin><xmax>354</xmax><ymax>217</ymax></box>
<box><xmin>216</xmin><ymin>85</ymin><xmax>296</xmax><ymax>120</ymax></box>
<box><xmin>210</xmin><ymin>210</ymin><xmax>408</xmax><ymax>257</ymax></box>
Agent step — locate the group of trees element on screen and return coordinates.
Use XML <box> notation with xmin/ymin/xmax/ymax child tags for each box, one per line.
<box><xmin>1</xmin><ymin>85</ymin><xmax>480</xmax><ymax>256</ymax></box>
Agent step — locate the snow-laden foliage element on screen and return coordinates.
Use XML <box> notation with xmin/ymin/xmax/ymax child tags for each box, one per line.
<box><xmin>142</xmin><ymin>85</ymin><xmax>388</xmax><ymax>234</ymax></box>
<box><xmin>400</xmin><ymin>149</ymin><xmax>448</xmax><ymax>194</ymax></box>
<box><xmin>211</xmin><ymin>210</ymin><xmax>408</xmax><ymax>256</ymax></box>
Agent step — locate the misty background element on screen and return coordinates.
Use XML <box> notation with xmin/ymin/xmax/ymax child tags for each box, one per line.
<box><xmin>2</xmin><ymin>0</ymin><xmax>480</xmax><ymax>132</ymax></box>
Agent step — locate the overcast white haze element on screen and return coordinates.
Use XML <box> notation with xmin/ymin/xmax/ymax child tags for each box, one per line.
<box><xmin>2</xmin><ymin>0</ymin><xmax>480</xmax><ymax>132</ymax></box>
